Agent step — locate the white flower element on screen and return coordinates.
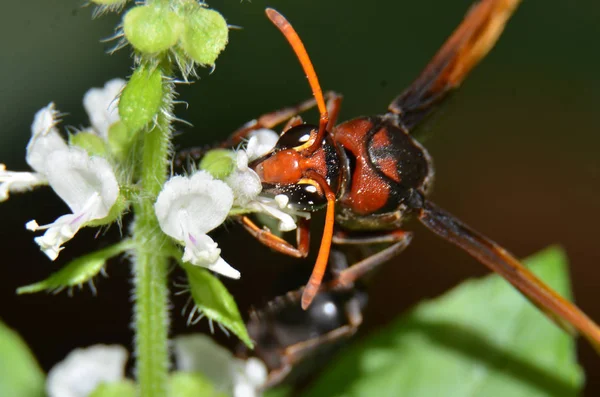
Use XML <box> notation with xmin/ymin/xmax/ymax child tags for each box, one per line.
<box><xmin>27</xmin><ymin>147</ymin><xmax>120</xmax><ymax>260</ymax></box>
<box><xmin>225</xmin><ymin>136</ymin><xmax>307</xmax><ymax>233</ymax></box>
<box><xmin>226</xmin><ymin>149</ymin><xmax>262</xmax><ymax>206</ymax></box>
<box><xmin>174</xmin><ymin>334</ymin><xmax>267</xmax><ymax>397</ymax></box>
<box><xmin>83</xmin><ymin>78</ymin><xmax>126</xmax><ymax>139</ymax></box>
<box><xmin>245</xmin><ymin>129</ymin><xmax>279</xmax><ymax>161</ymax></box>
<box><xmin>0</xmin><ymin>164</ymin><xmax>47</xmax><ymax>202</ymax></box>
<box><xmin>46</xmin><ymin>345</ymin><xmax>128</xmax><ymax>397</ymax></box>
<box><xmin>0</xmin><ymin>103</ymin><xmax>67</xmax><ymax>201</ymax></box>
<box><xmin>155</xmin><ymin>171</ymin><xmax>239</xmax><ymax>279</ymax></box>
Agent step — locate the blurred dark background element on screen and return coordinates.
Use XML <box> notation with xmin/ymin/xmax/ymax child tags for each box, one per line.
<box><xmin>1</xmin><ymin>0</ymin><xmax>599</xmax><ymax>394</ymax></box>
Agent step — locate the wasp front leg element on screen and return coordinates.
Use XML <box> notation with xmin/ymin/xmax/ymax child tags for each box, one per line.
<box><xmin>238</xmin><ymin>216</ymin><xmax>311</xmax><ymax>258</ymax></box>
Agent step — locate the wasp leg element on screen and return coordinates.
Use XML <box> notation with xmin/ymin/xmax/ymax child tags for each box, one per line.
<box><xmin>263</xmin><ymin>303</ymin><xmax>363</xmax><ymax>389</ymax></box>
<box><xmin>388</xmin><ymin>0</ymin><xmax>521</xmax><ymax>131</ymax></box>
<box><xmin>239</xmin><ymin>216</ymin><xmax>310</xmax><ymax>258</ymax></box>
<box><xmin>329</xmin><ymin>230</ymin><xmax>413</xmax><ymax>288</ymax></box>
<box><xmin>418</xmin><ymin>199</ymin><xmax>600</xmax><ymax>351</ymax></box>
<box><xmin>224</xmin><ymin>91</ymin><xmax>342</xmax><ymax>147</ymax></box>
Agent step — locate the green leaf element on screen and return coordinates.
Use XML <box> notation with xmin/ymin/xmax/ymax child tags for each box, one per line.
<box><xmin>183</xmin><ymin>264</ymin><xmax>253</xmax><ymax>348</ymax></box>
<box><xmin>0</xmin><ymin>319</ymin><xmax>45</xmax><ymax>397</ymax></box>
<box><xmin>119</xmin><ymin>64</ymin><xmax>163</xmax><ymax>132</ymax></box>
<box><xmin>304</xmin><ymin>246</ymin><xmax>584</xmax><ymax>397</ymax></box>
<box><xmin>264</xmin><ymin>386</ymin><xmax>293</xmax><ymax>397</ymax></box>
<box><xmin>89</xmin><ymin>380</ymin><xmax>136</xmax><ymax>397</ymax></box>
<box><xmin>170</xmin><ymin>372</ymin><xmax>228</xmax><ymax>397</ymax></box>
<box><xmin>180</xmin><ymin>7</ymin><xmax>229</xmax><ymax>66</ymax></box>
<box><xmin>17</xmin><ymin>241</ymin><xmax>133</xmax><ymax>294</ymax></box>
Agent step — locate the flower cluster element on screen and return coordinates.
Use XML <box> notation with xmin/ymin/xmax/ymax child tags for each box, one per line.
<box><xmin>1</xmin><ymin>80</ymin><xmax>126</xmax><ymax>260</ymax></box>
<box><xmin>2</xmin><ymin>78</ymin><xmax>305</xmax><ymax>282</ymax></box>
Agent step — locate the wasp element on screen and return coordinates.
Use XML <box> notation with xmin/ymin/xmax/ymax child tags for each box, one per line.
<box><xmin>180</xmin><ymin>0</ymin><xmax>600</xmax><ymax>349</ymax></box>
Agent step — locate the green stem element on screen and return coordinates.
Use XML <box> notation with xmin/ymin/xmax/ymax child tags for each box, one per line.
<box><xmin>132</xmin><ymin>63</ymin><xmax>174</xmax><ymax>397</ymax></box>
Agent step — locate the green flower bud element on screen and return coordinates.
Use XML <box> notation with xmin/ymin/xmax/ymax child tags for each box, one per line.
<box><xmin>69</xmin><ymin>131</ymin><xmax>107</xmax><ymax>157</ymax></box>
<box><xmin>119</xmin><ymin>65</ymin><xmax>163</xmax><ymax>132</ymax></box>
<box><xmin>180</xmin><ymin>8</ymin><xmax>229</xmax><ymax>66</ymax></box>
<box><xmin>199</xmin><ymin>149</ymin><xmax>235</xmax><ymax>180</ymax></box>
<box><xmin>123</xmin><ymin>5</ymin><xmax>183</xmax><ymax>54</ymax></box>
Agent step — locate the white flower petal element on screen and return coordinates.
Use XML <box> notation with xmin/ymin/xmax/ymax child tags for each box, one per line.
<box><xmin>45</xmin><ymin>148</ymin><xmax>119</xmax><ymax>216</ymax></box>
<box><xmin>155</xmin><ymin>171</ymin><xmax>233</xmax><ymax>239</ymax></box>
<box><xmin>226</xmin><ymin>151</ymin><xmax>262</xmax><ymax>206</ymax></box>
<box><xmin>27</xmin><ymin>148</ymin><xmax>120</xmax><ymax>260</ymax></box>
<box><xmin>46</xmin><ymin>345</ymin><xmax>128</xmax><ymax>397</ymax></box>
<box><xmin>247</xmin><ymin>198</ymin><xmax>298</xmax><ymax>232</ymax></box>
<box><xmin>29</xmin><ymin>192</ymin><xmax>101</xmax><ymax>260</ymax></box>
<box><xmin>156</xmin><ymin>172</ymin><xmax>239</xmax><ymax>278</ymax></box>
<box><xmin>246</xmin><ymin>129</ymin><xmax>279</xmax><ymax>161</ymax></box>
<box><xmin>0</xmin><ymin>164</ymin><xmax>47</xmax><ymax>202</ymax></box>
<box><xmin>174</xmin><ymin>334</ymin><xmax>236</xmax><ymax>393</ymax></box>
<box><xmin>26</xmin><ymin>103</ymin><xmax>68</xmax><ymax>173</ymax></box>
<box><xmin>83</xmin><ymin>78</ymin><xmax>126</xmax><ymax>139</ymax></box>
<box><xmin>174</xmin><ymin>334</ymin><xmax>267</xmax><ymax>397</ymax></box>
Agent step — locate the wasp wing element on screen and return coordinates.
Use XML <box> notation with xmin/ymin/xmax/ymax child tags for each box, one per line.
<box><xmin>389</xmin><ymin>0</ymin><xmax>521</xmax><ymax>131</ymax></box>
<box><xmin>418</xmin><ymin>200</ymin><xmax>600</xmax><ymax>351</ymax></box>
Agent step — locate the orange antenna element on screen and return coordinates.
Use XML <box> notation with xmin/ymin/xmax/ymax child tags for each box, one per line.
<box><xmin>266</xmin><ymin>8</ymin><xmax>329</xmax><ymax>154</ymax></box>
<box><xmin>301</xmin><ymin>171</ymin><xmax>336</xmax><ymax>309</ymax></box>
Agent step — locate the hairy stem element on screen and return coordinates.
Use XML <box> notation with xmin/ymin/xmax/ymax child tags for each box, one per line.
<box><xmin>132</xmin><ymin>64</ymin><xmax>174</xmax><ymax>396</ymax></box>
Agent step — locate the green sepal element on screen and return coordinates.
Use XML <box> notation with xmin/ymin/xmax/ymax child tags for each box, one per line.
<box><xmin>119</xmin><ymin>64</ymin><xmax>163</xmax><ymax>132</ymax></box>
<box><xmin>180</xmin><ymin>8</ymin><xmax>229</xmax><ymax>66</ymax></box>
<box><xmin>0</xmin><ymin>320</ymin><xmax>45</xmax><ymax>397</ymax></box>
<box><xmin>107</xmin><ymin>121</ymin><xmax>136</xmax><ymax>162</ymax></box>
<box><xmin>69</xmin><ymin>131</ymin><xmax>107</xmax><ymax>157</ymax></box>
<box><xmin>170</xmin><ymin>372</ymin><xmax>227</xmax><ymax>397</ymax></box>
<box><xmin>89</xmin><ymin>380</ymin><xmax>136</xmax><ymax>397</ymax></box>
<box><xmin>123</xmin><ymin>5</ymin><xmax>183</xmax><ymax>54</ymax></box>
<box><xmin>304</xmin><ymin>246</ymin><xmax>584</xmax><ymax>397</ymax></box>
<box><xmin>17</xmin><ymin>241</ymin><xmax>133</xmax><ymax>294</ymax></box>
<box><xmin>86</xmin><ymin>193</ymin><xmax>128</xmax><ymax>228</ymax></box>
<box><xmin>182</xmin><ymin>264</ymin><xmax>253</xmax><ymax>348</ymax></box>
<box><xmin>199</xmin><ymin>149</ymin><xmax>235</xmax><ymax>180</ymax></box>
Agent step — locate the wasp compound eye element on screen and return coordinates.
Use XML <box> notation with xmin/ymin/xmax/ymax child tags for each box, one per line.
<box><xmin>280</xmin><ymin>181</ymin><xmax>328</xmax><ymax>211</ymax></box>
<box><xmin>275</xmin><ymin>124</ymin><xmax>318</xmax><ymax>151</ymax></box>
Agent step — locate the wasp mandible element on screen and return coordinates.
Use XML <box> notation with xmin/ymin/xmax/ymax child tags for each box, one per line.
<box><xmin>181</xmin><ymin>0</ymin><xmax>600</xmax><ymax>349</ymax></box>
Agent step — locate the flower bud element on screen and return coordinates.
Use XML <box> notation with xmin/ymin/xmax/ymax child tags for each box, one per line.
<box><xmin>180</xmin><ymin>8</ymin><xmax>229</xmax><ymax>66</ymax></box>
<box><xmin>119</xmin><ymin>65</ymin><xmax>163</xmax><ymax>132</ymax></box>
<box><xmin>123</xmin><ymin>5</ymin><xmax>183</xmax><ymax>54</ymax></box>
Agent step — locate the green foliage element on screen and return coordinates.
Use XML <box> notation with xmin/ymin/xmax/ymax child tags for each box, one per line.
<box><xmin>123</xmin><ymin>6</ymin><xmax>183</xmax><ymax>55</ymax></box>
<box><xmin>303</xmin><ymin>247</ymin><xmax>583</xmax><ymax>397</ymax></box>
<box><xmin>89</xmin><ymin>380</ymin><xmax>136</xmax><ymax>397</ymax></box>
<box><xmin>180</xmin><ymin>7</ymin><xmax>229</xmax><ymax>66</ymax></box>
<box><xmin>0</xmin><ymin>320</ymin><xmax>45</xmax><ymax>397</ymax></box>
<box><xmin>170</xmin><ymin>372</ymin><xmax>228</xmax><ymax>397</ymax></box>
<box><xmin>119</xmin><ymin>64</ymin><xmax>163</xmax><ymax>133</ymax></box>
<box><xmin>17</xmin><ymin>241</ymin><xmax>132</xmax><ymax>294</ymax></box>
<box><xmin>183</xmin><ymin>264</ymin><xmax>253</xmax><ymax>348</ymax></box>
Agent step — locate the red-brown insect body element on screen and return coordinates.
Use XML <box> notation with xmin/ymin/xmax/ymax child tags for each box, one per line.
<box><xmin>251</xmin><ymin>113</ymin><xmax>434</xmax><ymax>229</ymax></box>
<box><xmin>332</xmin><ymin>114</ymin><xmax>434</xmax><ymax>230</ymax></box>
